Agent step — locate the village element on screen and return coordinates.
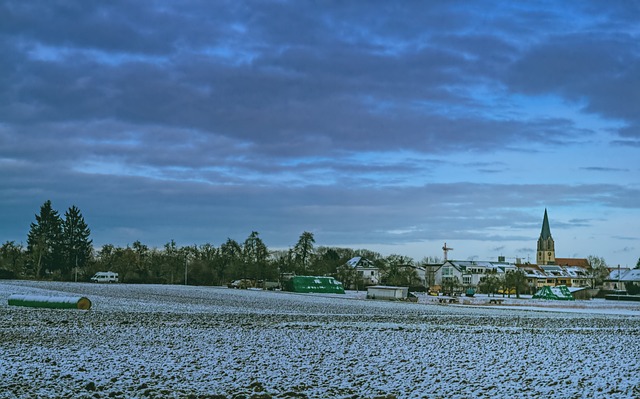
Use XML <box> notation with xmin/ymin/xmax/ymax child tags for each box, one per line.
<box><xmin>287</xmin><ymin>209</ymin><xmax>640</xmax><ymax>303</ymax></box>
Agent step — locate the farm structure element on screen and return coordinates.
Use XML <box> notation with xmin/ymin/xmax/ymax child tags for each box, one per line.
<box><xmin>283</xmin><ymin>276</ymin><xmax>345</xmax><ymax>294</ymax></box>
<box><xmin>366</xmin><ymin>286</ymin><xmax>409</xmax><ymax>301</ymax></box>
<box><xmin>532</xmin><ymin>285</ymin><xmax>574</xmax><ymax>300</ymax></box>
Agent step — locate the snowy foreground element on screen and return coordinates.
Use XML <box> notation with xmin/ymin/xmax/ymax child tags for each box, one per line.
<box><xmin>1</xmin><ymin>281</ymin><xmax>639</xmax><ymax>399</ymax></box>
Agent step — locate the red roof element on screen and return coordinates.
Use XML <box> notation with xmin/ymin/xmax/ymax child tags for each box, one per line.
<box><xmin>554</xmin><ymin>258</ymin><xmax>590</xmax><ymax>268</ymax></box>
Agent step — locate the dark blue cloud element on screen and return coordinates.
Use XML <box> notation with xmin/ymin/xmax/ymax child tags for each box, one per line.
<box><xmin>1</xmin><ymin>1</ymin><xmax>638</xmax><ymax>265</ymax></box>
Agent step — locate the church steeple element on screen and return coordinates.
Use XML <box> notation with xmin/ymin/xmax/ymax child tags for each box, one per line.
<box><xmin>540</xmin><ymin>208</ymin><xmax>552</xmax><ymax>240</ymax></box>
<box><xmin>537</xmin><ymin>208</ymin><xmax>555</xmax><ymax>265</ymax></box>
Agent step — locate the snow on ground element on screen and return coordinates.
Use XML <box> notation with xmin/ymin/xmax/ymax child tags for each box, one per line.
<box><xmin>1</xmin><ymin>281</ymin><xmax>639</xmax><ymax>399</ymax></box>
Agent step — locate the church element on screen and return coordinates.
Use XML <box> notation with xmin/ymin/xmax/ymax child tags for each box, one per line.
<box><xmin>536</xmin><ymin>209</ymin><xmax>555</xmax><ymax>265</ymax></box>
<box><xmin>518</xmin><ymin>209</ymin><xmax>592</xmax><ymax>291</ymax></box>
<box><xmin>535</xmin><ymin>208</ymin><xmax>590</xmax><ymax>268</ymax></box>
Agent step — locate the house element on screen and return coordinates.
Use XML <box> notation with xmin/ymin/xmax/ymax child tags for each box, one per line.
<box><xmin>518</xmin><ymin>263</ymin><xmax>593</xmax><ymax>291</ymax></box>
<box><xmin>603</xmin><ymin>268</ymin><xmax>640</xmax><ymax>292</ymax></box>
<box><xmin>564</xmin><ymin>266</ymin><xmax>591</xmax><ymax>288</ymax></box>
<box><xmin>519</xmin><ymin>264</ymin><xmax>549</xmax><ymax>292</ymax></box>
<box><xmin>429</xmin><ymin>257</ymin><xmax>593</xmax><ymax>295</ymax></box>
<box><xmin>428</xmin><ymin>211</ymin><xmax>595</xmax><ymax>294</ymax></box>
<box><xmin>337</xmin><ymin>257</ymin><xmax>380</xmax><ymax>289</ymax></box>
<box><xmin>432</xmin><ymin>260</ymin><xmax>517</xmax><ymax>291</ymax></box>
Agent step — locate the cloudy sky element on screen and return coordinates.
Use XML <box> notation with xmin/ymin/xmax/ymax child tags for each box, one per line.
<box><xmin>1</xmin><ymin>1</ymin><xmax>639</xmax><ymax>266</ymax></box>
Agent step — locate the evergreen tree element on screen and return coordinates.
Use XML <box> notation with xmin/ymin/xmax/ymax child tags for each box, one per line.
<box><xmin>26</xmin><ymin>200</ymin><xmax>63</xmax><ymax>278</ymax></box>
<box><xmin>61</xmin><ymin>205</ymin><xmax>93</xmax><ymax>278</ymax></box>
<box><xmin>293</xmin><ymin>231</ymin><xmax>315</xmax><ymax>273</ymax></box>
<box><xmin>243</xmin><ymin>231</ymin><xmax>269</xmax><ymax>281</ymax></box>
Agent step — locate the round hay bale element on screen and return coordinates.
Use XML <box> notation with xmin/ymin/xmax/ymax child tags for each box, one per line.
<box><xmin>8</xmin><ymin>294</ymin><xmax>92</xmax><ymax>310</ymax></box>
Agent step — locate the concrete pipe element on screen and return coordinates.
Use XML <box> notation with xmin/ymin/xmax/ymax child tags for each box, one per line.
<box><xmin>8</xmin><ymin>294</ymin><xmax>92</xmax><ymax>310</ymax></box>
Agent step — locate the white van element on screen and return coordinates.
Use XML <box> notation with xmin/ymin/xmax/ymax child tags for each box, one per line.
<box><xmin>91</xmin><ymin>271</ymin><xmax>119</xmax><ymax>283</ymax></box>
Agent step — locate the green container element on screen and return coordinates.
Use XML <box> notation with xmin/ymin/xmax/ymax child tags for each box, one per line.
<box><xmin>8</xmin><ymin>294</ymin><xmax>92</xmax><ymax>310</ymax></box>
<box><xmin>283</xmin><ymin>276</ymin><xmax>345</xmax><ymax>294</ymax></box>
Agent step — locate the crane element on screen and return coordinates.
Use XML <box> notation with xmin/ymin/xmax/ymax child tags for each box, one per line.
<box><xmin>442</xmin><ymin>242</ymin><xmax>453</xmax><ymax>261</ymax></box>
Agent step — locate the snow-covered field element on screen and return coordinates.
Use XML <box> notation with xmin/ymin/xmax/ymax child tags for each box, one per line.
<box><xmin>1</xmin><ymin>281</ymin><xmax>639</xmax><ymax>399</ymax></box>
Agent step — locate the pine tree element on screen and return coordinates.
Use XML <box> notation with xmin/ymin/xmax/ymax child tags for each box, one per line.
<box><xmin>61</xmin><ymin>205</ymin><xmax>93</xmax><ymax>277</ymax></box>
<box><xmin>293</xmin><ymin>231</ymin><xmax>315</xmax><ymax>273</ymax></box>
<box><xmin>27</xmin><ymin>200</ymin><xmax>63</xmax><ymax>278</ymax></box>
<box><xmin>243</xmin><ymin>231</ymin><xmax>269</xmax><ymax>280</ymax></box>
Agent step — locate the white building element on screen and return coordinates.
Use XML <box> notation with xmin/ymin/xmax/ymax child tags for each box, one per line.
<box><xmin>434</xmin><ymin>260</ymin><xmax>517</xmax><ymax>288</ymax></box>
<box><xmin>366</xmin><ymin>286</ymin><xmax>409</xmax><ymax>300</ymax></box>
<box><xmin>603</xmin><ymin>268</ymin><xmax>640</xmax><ymax>292</ymax></box>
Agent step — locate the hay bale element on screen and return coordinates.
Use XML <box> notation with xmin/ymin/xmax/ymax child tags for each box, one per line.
<box><xmin>8</xmin><ymin>294</ymin><xmax>92</xmax><ymax>310</ymax></box>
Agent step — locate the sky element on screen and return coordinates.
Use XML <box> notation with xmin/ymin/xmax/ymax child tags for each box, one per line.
<box><xmin>1</xmin><ymin>1</ymin><xmax>639</xmax><ymax>267</ymax></box>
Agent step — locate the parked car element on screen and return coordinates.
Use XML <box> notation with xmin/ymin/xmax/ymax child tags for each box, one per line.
<box><xmin>91</xmin><ymin>271</ymin><xmax>119</xmax><ymax>283</ymax></box>
<box><xmin>227</xmin><ymin>279</ymin><xmax>253</xmax><ymax>289</ymax></box>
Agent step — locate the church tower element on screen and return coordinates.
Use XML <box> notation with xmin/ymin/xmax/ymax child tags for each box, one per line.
<box><xmin>536</xmin><ymin>209</ymin><xmax>555</xmax><ymax>265</ymax></box>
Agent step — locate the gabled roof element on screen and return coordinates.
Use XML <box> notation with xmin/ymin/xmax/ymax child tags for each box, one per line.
<box><xmin>606</xmin><ymin>268</ymin><xmax>631</xmax><ymax>281</ymax></box>
<box><xmin>555</xmin><ymin>258</ymin><xmax>590</xmax><ymax>268</ymax></box>
<box><xmin>540</xmin><ymin>265</ymin><xmax>563</xmax><ymax>272</ymax></box>
<box><xmin>445</xmin><ymin>260</ymin><xmax>517</xmax><ymax>273</ymax></box>
<box><xmin>622</xmin><ymin>269</ymin><xmax>640</xmax><ymax>282</ymax></box>
<box><xmin>345</xmin><ymin>257</ymin><xmax>375</xmax><ymax>269</ymax></box>
<box><xmin>610</xmin><ymin>268</ymin><xmax>640</xmax><ymax>282</ymax></box>
<box><xmin>564</xmin><ymin>266</ymin><xmax>588</xmax><ymax>277</ymax></box>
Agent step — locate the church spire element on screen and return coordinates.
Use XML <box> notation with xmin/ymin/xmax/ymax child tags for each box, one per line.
<box><xmin>537</xmin><ymin>209</ymin><xmax>555</xmax><ymax>265</ymax></box>
<box><xmin>540</xmin><ymin>208</ymin><xmax>552</xmax><ymax>240</ymax></box>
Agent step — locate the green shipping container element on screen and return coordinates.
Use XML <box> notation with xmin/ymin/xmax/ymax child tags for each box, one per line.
<box><xmin>284</xmin><ymin>276</ymin><xmax>345</xmax><ymax>294</ymax></box>
<box><xmin>8</xmin><ymin>294</ymin><xmax>92</xmax><ymax>310</ymax></box>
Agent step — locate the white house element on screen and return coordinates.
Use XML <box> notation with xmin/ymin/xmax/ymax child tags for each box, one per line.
<box><xmin>338</xmin><ymin>257</ymin><xmax>380</xmax><ymax>289</ymax></box>
<box><xmin>433</xmin><ymin>260</ymin><xmax>517</xmax><ymax>289</ymax></box>
<box><xmin>603</xmin><ymin>268</ymin><xmax>640</xmax><ymax>292</ymax></box>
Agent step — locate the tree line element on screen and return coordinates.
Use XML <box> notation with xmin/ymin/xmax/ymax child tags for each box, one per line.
<box><xmin>0</xmin><ymin>201</ymin><xmax>435</xmax><ymax>285</ymax></box>
<box><xmin>2</xmin><ymin>201</ymin><xmax>638</xmax><ymax>289</ymax></box>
